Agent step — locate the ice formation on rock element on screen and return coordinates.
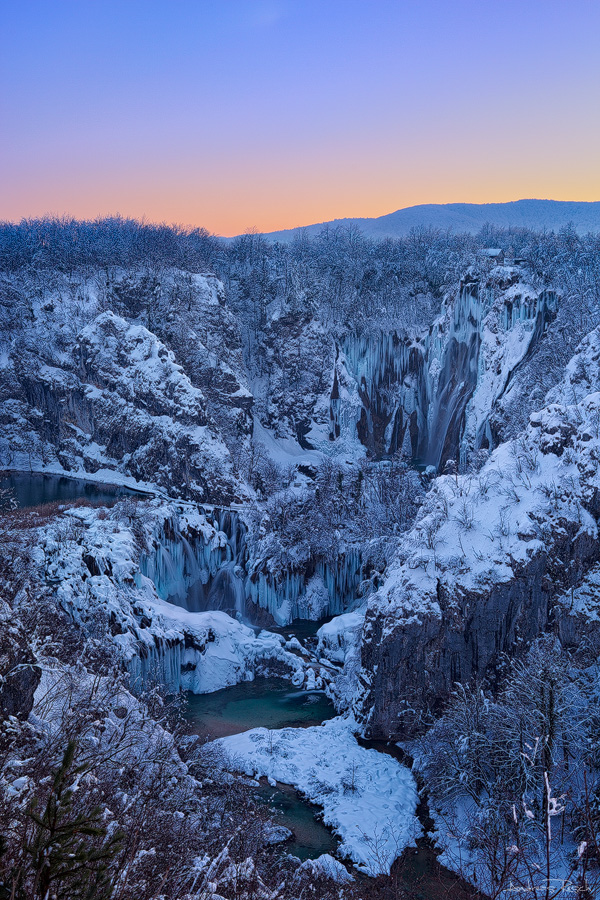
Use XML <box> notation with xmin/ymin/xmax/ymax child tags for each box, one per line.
<box><xmin>330</xmin><ymin>271</ymin><xmax>557</xmax><ymax>470</ymax></box>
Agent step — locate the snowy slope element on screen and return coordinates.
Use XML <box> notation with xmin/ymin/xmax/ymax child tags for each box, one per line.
<box><xmin>353</xmin><ymin>325</ymin><xmax>600</xmax><ymax>736</ymax></box>
<box><xmin>261</xmin><ymin>199</ymin><xmax>600</xmax><ymax>242</ymax></box>
<box><xmin>0</xmin><ymin>270</ymin><xmax>250</xmax><ymax>503</ymax></box>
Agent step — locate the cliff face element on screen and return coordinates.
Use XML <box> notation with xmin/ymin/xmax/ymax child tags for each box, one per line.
<box><xmin>326</xmin><ymin>267</ymin><xmax>557</xmax><ymax>468</ymax></box>
<box><xmin>353</xmin><ymin>327</ymin><xmax>600</xmax><ymax>738</ymax></box>
<box><xmin>0</xmin><ymin>263</ymin><xmax>558</xmax><ymax>492</ymax></box>
<box><xmin>358</xmin><ymin>529</ymin><xmax>598</xmax><ymax>739</ymax></box>
<box><xmin>0</xmin><ymin>261</ymin><xmax>572</xmax><ymax>639</ymax></box>
<box><xmin>0</xmin><ymin>270</ymin><xmax>251</xmax><ymax>504</ymax></box>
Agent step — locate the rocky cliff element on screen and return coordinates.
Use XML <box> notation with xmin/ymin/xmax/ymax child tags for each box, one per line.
<box><xmin>353</xmin><ymin>328</ymin><xmax>600</xmax><ymax>738</ymax></box>
<box><xmin>0</xmin><ymin>270</ymin><xmax>251</xmax><ymax>503</ymax></box>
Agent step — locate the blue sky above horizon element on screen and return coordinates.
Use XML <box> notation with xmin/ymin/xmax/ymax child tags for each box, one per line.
<box><xmin>1</xmin><ymin>0</ymin><xmax>599</xmax><ymax>235</ymax></box>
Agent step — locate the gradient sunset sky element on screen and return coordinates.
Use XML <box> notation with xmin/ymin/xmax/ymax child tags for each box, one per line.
<box><xmin>1</xmin><ymin>0</ymin><xmax>599</xmax><ymax>236</ymax></box>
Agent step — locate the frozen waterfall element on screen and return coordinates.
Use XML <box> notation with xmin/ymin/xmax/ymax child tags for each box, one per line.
<box><xmin>140</xmin><ymin>510</ymin><xmax>248</xmax><ymax>619</ymax></box>
<box><xmin>248</xmin><ymin>549</ymin><xmax>362</xmax><ymax>626</ymax></box>
<box><xmin>139</xmin><ymin>508</ymin><xmax>362</xmax><ymax>627</ymax></box>
<box><xmin>332</xmin><ymin>277</ymin><xmax>558</xmax><ymax>471</ymax></box>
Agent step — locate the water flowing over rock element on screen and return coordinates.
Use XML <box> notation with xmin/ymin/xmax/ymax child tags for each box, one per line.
<box><xmin>330</xmin><ymin>269</ymin><xmax>557</xmax><ymax>469</ymax></box>
<box><xmin>247</xmin><ymin>549</ymin><xmax>363</xmax><ymax>626</ymax></box>
<box><xmin>140</xmin><ymin>505</ymin><xmax>363</xmax><ymax>626</ymax></box>
<box><xmin>139</xmin><ymin>508</ymin><xmax>248</xmax><ymax>618</ymax></box>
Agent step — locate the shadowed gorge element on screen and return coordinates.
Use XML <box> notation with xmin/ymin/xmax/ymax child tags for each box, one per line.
<box><xmin>2</xmin><ymin>215</ymin><xmax>600</xmax><ymax>898</ymax></box>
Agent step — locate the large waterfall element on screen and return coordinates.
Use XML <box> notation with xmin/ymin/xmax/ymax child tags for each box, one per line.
<box><xmin>424</xmin><ymin>280</ymin><xmax>485</xmax><ymax>469</ymax></box>
<box><xmin>337</xmin><ymin>333</ymin><xmax>428</xmax><ymax>459</ymax></box>
<box><xmin>333</xmin><ymin>275</ymin><xmax>557</xmax><ymax>470</ymax></box>
<box><xmin>138</xmin><ymin>273</ymin><xmax>557</xmax><ymax>636</ymax></box>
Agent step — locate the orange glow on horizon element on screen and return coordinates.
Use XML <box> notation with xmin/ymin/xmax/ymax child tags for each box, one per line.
<box><xmin>3</xmin><ymin>175</ymin><xmax>599</xmax><ymax>238</ymax></box>
<box><xmin>2</xmin><ymin>1</ymin><xmax>600</xmax><ymax>237</ymax></box>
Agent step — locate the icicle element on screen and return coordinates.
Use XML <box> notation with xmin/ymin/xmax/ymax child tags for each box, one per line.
<box><xmin>140</xmin><ymin>510</ymin><xmax>249</xmax><ymax>615</ymax></box>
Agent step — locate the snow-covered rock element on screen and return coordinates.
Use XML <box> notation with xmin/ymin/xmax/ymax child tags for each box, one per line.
<box><xmin>317</xmin><ymin>610</ymin><xmax>364</xmax><ymax>665</ymax></box>
<box><xmin>214</xmin><ymin>716</ymin><xmax>420</xmax><ymax>875</ymax></box>
<box><xmin>0</xmin><ymin>270</ymin><xmax>250</xmax><ymax>504</ymax></box>
<box><xmin>39</xmin><ymin>499</ymin><xmax>320</xmax><ymax>693</ymax></box>
<box><xmin>295</xmin><ymin>853</ymin><xmax>354</xmax><ymax>883</ymax></box>
<box><xmin>354</xmin><ymin>325</ymin><xmax>600</xmax><ymax>738</ymax></box>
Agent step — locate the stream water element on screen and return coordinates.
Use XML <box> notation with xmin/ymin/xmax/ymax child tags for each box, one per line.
<box><xmin>183</xmin><ymin>667</ymin><xmax>479</xmax><ymax>893</ymax></box>
<box><xmin>253</xmin><ymin>779</ymin><xmax>339</xmax><ymax>861</ymax></box>
<box><xmin>184</xmin><ymin>678</ymin><xmax>339</xmax><ymax>860</ymax></box>
<box><xmin>0</xmin><ymin>471</ymin><xmax>146</xmax><ymax>509</ymax></box>
<box><xmin>184</xmin><ymin>677</ymin><xmax>335</xmax><ymax>741</ymax></box>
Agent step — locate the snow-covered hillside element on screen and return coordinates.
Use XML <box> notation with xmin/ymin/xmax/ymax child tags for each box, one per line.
<box><xmin>261</xmin><ymin>199</ymin><xmax>600</xmax><ymax>242</ymax></box>
<box><xmin>4</xmin><ymin>220</ymin><xmax>600</xmax><ymax>896</ymax></box>
<box><xmin>352</xmin><ymin>325</ymin><xmax>600</xmax><ymax>737</ymax></box>
<box><xmin>0</xmin><ymin>270</ymin><xmax>249</xmax><ymax>503</ymax></box>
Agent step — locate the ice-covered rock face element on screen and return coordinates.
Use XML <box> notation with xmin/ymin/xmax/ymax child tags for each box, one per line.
<box><xmin>247</xmin><ymin>549</ymin><xmax>362</xmax><ymax>626</ymax></box>
<box><xmin>328</xmin><ymin>269</ymin><xmax>557</xmax><ymax>470</ymax></box>
<box><xmin>140</xmin><ymin>507</ymin><xmax>248</xmax><ymax>618</ymax></box>
<box><xmin>335</xmin><ymin>333</ymin><xmax>428</xmax><ymax>460</ymax></box>
<box><xmin>38</xmin><ymin>499</ymin><xmax>316</xmax><ymax>694</ymax></box>
<box><xmin>140</xmin><ymin>503</ymin><xmax>365</xmax><ymax>626</ymax></box>
<box><xmin>352</xmin><ymin>324</ymin><xmax>600</xmax><ymax>739</ymax></box>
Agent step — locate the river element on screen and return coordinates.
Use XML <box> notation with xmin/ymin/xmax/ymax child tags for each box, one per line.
<box><xmin>0</xmin><ymin>471</ymin><xmax>149</xmax><ymax>509</ymax></box>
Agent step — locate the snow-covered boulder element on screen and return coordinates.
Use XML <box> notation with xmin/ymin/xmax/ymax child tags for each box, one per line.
<box><xmin>317</xmin><ymin>610</ymin><xmax>364</xmax><ymax>665</ymax></box>
<box><xmin>296</xmin><ymin>853</ymin><xmax>354</xmax><ymax>883</ymax></box>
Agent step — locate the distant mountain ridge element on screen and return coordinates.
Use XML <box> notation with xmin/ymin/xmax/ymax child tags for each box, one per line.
<box><xmin>258</xmin><ymin>199</ymin><xmax>600</xmax><ymax>242</ymax></box>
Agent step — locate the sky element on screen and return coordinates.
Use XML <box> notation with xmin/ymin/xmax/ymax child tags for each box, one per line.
<box><xmin>1</xmin><ymin>0</ymin><xmax>599</xmax><ymax>236</ymax></box>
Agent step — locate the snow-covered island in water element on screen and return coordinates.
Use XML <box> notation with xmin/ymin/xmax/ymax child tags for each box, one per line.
<box><xmin>2</xmin><ymin>218</ymin><xmax>600</xmax><ymax>899</ymax></box>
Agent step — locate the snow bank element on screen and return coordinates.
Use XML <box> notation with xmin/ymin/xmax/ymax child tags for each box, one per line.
<box><xmin>126</xmin><ymin>604</ymin><xmax>307</xmax><ymax>694</ymax></box>
<box><xmin>214</xmin><ymin>717</ymin><xmax>420</xmax><ymax>874</ymax></box>
<box><xmin>317</xmin><ymin>610</ymin><xmax>365</xmax><ymax>665</ymax></box>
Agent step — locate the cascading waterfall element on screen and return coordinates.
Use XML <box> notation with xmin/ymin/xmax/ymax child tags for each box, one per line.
<box><xmin>129</xmin><ymin>274</ymin><xmax>559</xmax><ymax>691</ymax></box>
<box><xmin>140</xmin><ymin>510</ymin><xmax>248</xmax><ymax>615</ymax></box>
<box><xmin>424</xmin><ymin>282</ymin><xmax>485</xmax><ymax>469</ymax></box>
<box><xmin>134</xmin><ymin>512</ymin><xmax>249</xmax><ymax>691</ymax></box>
<box><xmin>128</xmin><ymin>638</ymin><xmax>186</xmax><ymax>692</ymax></box>
<box><xmin>140</xmin><ymin>508</ymin><xmax>364</xmax><ymax>627</ymax></box>
<box><xmin>127</xmin><ymin>632</ymin><xmax>249</xmax><ymax>695</ymax></box>
<box><xmin>334</xmin><ymin>277</ymin><xmax>558</xmax><ymax>471</ymax></box>
<box><xmin>204</xmin><ymin>561</ymin><xmax>246</xmax><ymax>618</ymax></box>
<box><xmin>337</xmin><ymin>333</ymin><xmax>428</xmax><ymax>459</ymax></box>
<box><xmin>248</xmin><ymin>549</ymin><xmax>363</xmax><ymax>626</ymax></box>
